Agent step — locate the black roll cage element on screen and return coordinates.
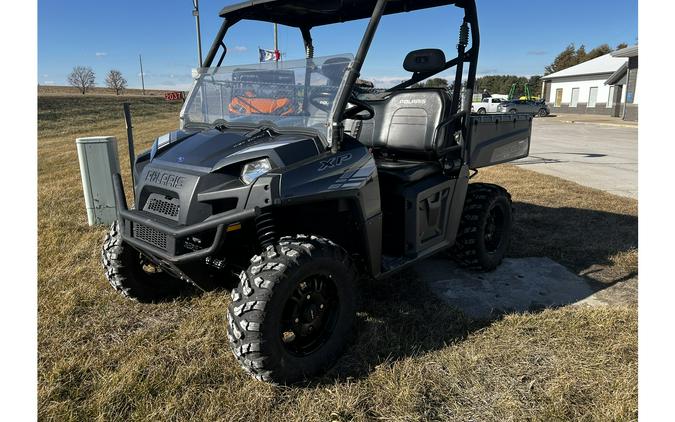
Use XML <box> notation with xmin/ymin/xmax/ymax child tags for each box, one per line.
<box><xmin>202</xmin><ymin>0</ymin><xmax>480</xmax><ymax>153</ymax></box>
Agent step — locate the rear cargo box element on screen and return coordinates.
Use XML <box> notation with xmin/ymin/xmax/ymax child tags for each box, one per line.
<box><xmin>467</xmin><ymin>114</ymin><xmax>532</xmax><ymax>168</ymax></box>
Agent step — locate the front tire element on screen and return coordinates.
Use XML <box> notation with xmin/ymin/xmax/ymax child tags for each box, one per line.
<box><xmin>538</xmin><ymin>108</ymin><xmax>548</xmax><ymax>117</ymax></box>
<box><xmin>227</xmin><ymin>235</ymin><xmax>358</xmax><ymax>384</ymax></box>
<box><xmin>101</xmin><ymin>221</ymin><xmax>187</xmax><ymax>302</ymax></box>
<box><xmin>477</xmin><ymin>107</ymin><xmax>486</xmax><ymax>115</ymax></box>
<box><xmin>451</xmin><ymin>183</ymin><xmax>513</xmax><ymax>271</ymax></box>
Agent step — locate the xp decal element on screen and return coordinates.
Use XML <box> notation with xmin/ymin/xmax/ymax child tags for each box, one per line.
<box><xmin>318</xmin><ymin>153</ymin><xmax>352</xmax><ymax>171</ymax></box>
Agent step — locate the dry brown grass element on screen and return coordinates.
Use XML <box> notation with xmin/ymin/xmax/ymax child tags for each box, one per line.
<box><xmin>38</xmin><ymin>96</ymin><xmax>637</xmax><ymax>421</ymax></box>
<box><xmin>38</xmin><ymin>85</ymin><xmax>176</xmax><ymax>97</ymax></box>
<box><xmin>474</xmin><ymin>165</ymin><xmax>638</xmax><ymax>284</ymax></box>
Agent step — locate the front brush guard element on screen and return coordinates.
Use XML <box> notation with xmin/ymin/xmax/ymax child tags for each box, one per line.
<box><xmin>112</xmin><ymin>173</ymin><xmax>255</xmax><ymax>263</ymax></box>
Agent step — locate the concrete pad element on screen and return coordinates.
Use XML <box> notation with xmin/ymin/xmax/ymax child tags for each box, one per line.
<box><xmin>517</xmin><ymin>119</ymin><xmax>638</xmax><ymax>199</ymax></box>
<box><xmin>417</xmin><ymin>257</ymin><xmax>604</xmax><ymax>320</ymax></box>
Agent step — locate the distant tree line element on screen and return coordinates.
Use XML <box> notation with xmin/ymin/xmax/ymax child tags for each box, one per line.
<box><xmin>475</xmin><ymin>75</ymin><xmax>543</xmax><ymax>97</ymax></box>
<box><xmin>67</xmin><ymin>66</ymin><xmax>128</xmax><ymax>95</ymax></box>
<box><xmin>411</xmin><ymin>78</ymin><xmax>449</xmax><ymax>89</ymax></box>
<box><xmin>545</xmin><ymin>42</ymin><xmax>628</xmax><ymax>75</ymax></box>
<box><xmin>408</xmin><ymin>42</ymin><xmax>629</xmax><ymax>99</ymax></box>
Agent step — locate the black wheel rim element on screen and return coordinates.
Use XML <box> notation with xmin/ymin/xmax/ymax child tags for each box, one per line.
<box><xmin>280</xmin><ymin>274</ymin><xmax>339</xmax><ymax>356</ymax></box>
<box><xmin>484</xmin><ymin>203</ymin><xmax>506</xmax><ymax>253</ymax></box>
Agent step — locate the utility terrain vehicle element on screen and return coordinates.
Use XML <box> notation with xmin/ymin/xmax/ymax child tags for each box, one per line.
<box><xmin>102</xmin><ymin>0</ymin><xmax>533</xmax><ymax>384</ymax></box>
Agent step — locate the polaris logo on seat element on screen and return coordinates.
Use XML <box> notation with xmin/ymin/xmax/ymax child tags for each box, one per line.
<box><xmin>399</xmin><ymin>98</ymin><xmax>427</xmax><ymax>105</ymax></box>
<box><xmin>144</xmin><ymin>170</ymin><xmax>185</xmax><ymax>188</ymax></box>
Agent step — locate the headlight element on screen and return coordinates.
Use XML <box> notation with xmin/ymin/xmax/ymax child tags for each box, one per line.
<box><xmin>241</xmin><ymin>158</ymin><xmax>272</xmax><ymax>185</ymax></box>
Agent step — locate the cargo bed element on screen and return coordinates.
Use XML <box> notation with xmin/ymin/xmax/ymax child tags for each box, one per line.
<box><xmin>466</xmin><ymin>113</ymin><xmax>533</xmax><ymax>169</ymax></box>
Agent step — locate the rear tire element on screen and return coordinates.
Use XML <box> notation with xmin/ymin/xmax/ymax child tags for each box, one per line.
<box><xmin>450</xmin><ymin>183</ymin><xmax>513</xmax><ymax>271</ymax></box>
<box><xmin>510</xmin><ymin>109</ymin><xmax>517</xmax><ymax>114</ymax></box>
<box><xmin>101</xmin><ymin>221</ymin><xmax>186</xmax><ymax>302</ymax></box>
<box><xmin>227</xmin><ymin>234</ymin><xmax>358</xmax><ymax>384</ymax></box>
<box><xmin>477</xmin><ymin>108</ymin><xmax>486</xmax><ymax>114</ymax></box>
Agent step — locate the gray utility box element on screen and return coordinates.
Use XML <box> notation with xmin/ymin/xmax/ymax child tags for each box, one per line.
<box><xmin>76</xmin><ymin>136</ymin><xmax>121</xmax><ymax>226</ymax></box>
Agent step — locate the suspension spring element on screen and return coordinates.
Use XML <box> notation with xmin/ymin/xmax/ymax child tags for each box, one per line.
<box><xmin>255</xmin><ymin>209</ymin><xmax>277</xmax><ymax>249</ymax></box>
<box><xmin>458</xmin><ymin>22</ymin><xmax>469</xmax><ymax>48</ymax></box>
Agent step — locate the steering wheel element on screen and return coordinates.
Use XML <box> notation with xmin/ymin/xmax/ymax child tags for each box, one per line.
<box><xmin>343</xmin><ymin>96</ymin><xmax>375</xmax><ymax>121</ymax></box>
<box><xmin>309</xmin><ymin>87</ymin><xmax>374</xmax><ymax>121</ymax></box>
<box><xmin>309</xmin><ymin>87</ymin><xmax>337</xmax><ymax>112</ymax></box>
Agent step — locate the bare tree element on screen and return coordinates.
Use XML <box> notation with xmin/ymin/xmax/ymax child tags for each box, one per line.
<box><xmin>68</xmin><ymin>66</ymin><xmax>96</xmax><ymax>94</ymax></box>
<box><xmin>105</xmin><ymin>70</ymin><xmax>127</xmax><ymax>95</ymax></box>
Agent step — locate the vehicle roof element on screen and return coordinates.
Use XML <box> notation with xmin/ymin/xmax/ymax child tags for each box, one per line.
<box><xmin>220</xmin><ymin>0</ymin><xmax>458</xmax><ymax>28</ymax></box>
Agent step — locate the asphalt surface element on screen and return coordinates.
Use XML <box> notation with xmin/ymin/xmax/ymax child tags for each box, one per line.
<box><xmin>516</xmin><ymin>118</ymin><xmax>638</xmax><ymax>199</ymax></box>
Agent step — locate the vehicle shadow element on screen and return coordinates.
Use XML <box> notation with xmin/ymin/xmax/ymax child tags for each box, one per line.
<box><xmin>317</xmin><ymin>202</ymin><xmax>637</xmax><ymax>384</ymax></box>
<box><xmin>165</xmin><ymin>201</ymin><xmax>636</xmax><ymax>384</ymax></box>
<box><xmin>508</xmin><ymin>201</ymin><xmax>637</xmax><ymax>279</ymax></box>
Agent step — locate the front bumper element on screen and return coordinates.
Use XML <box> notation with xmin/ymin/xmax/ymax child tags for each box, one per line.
<box><xmin>112</xmin><ymin>173</ymin><xmax>256</xmax><ymax>263</ymax></box>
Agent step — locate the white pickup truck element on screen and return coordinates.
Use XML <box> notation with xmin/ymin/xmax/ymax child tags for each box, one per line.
<box><xmin>471</xmin><ymin>97</ymin><xmax>505</xmax><ymax>114</ymax></box>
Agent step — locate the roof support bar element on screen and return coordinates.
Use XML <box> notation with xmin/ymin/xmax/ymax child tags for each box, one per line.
<box><xmin>203</xmin><ymin>18</ymin><xmax>236</xmax><ymax>68</ymax></box>
<box><xmin>300</xmin><ymin>27</ymin><xmax>314</xmax><ymax>118</ymax></box>
<box><xmin>300</xmin><ymin>27</ymin><xmax>314</xmax><ymax>59</ymax></box>
<box><xmin>449</xmin><ymin>20</ymin><xmax>469</xmax><ymax>118</ymax></box>
<box><xmin>460</xmin><ymin>0</ymin><xmax>480</xmax><ymax>159</ymax></box>
<box><xmin>328</xmin><ymin>0</ymin><xmax>389</xmax><ymax>152</ymax></box>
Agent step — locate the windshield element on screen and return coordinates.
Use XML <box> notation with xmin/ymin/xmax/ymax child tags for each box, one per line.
<box><xmin>180</xmin><ymin>54</ymin><xmax>354</xmax><ymax>135</ymax></box>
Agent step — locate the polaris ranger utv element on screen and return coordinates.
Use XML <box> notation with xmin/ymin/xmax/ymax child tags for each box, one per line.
<box><xmin>102</xmin><ymin>0</ymin><xmax>533</xmax><ymax>384</ymax></box>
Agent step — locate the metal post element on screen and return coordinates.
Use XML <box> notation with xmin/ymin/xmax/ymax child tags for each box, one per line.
<box><xmin>139</xmin><ymin>54</ymin><xmax>145</xmax><ymax>95</ymax></box>
<box><xmin>193</xmin><ymin>0</ymin><xmax>203</xmax><ymax>67</ymax></box>
<box><xmin>622</xmin><ymin>67</ymin><xmax>630</xmax><ymax>120</ymax></box>
<box><xmin>274</xmin><ymin>23</ymin><xmax>279</xmax><ymax>61</ymax></box>
<box><xmin>123</xmin><ymin>103</ymin><xmax>136</xmax><ymax>200</ymax></box>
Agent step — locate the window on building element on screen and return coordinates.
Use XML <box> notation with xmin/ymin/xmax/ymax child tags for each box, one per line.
<box><xmin>555</xmin><ymin>88</ymin><xmax>563</xmax><ymax>107</ymax></box>
<box><xmin>570</xmin><ymin>88</ymin><xmax>580</xmax><ymax>107</ymax></box>
<box><xmin>588</xmin><ymin>87</ymin><xmax>598</xmax><ymax>108</ymax></box>
<box><xmin>607</xmin><ymin>86</ymin><xmax>615</xmax><ymax>108</ymax></box>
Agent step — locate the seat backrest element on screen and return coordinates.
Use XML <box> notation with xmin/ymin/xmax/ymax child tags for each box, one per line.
<box><xmin>357</xmin><ymin>88</ymin><xmax>450</xmax><ymax>158</ymax></box>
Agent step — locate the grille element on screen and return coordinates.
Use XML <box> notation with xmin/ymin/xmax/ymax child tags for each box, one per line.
<box><xmin>133</xmin><ymin>223</ymin><xmax>168</xmax><ymax>250</ymax></box>
<box><xmin>143</xmin><ymin>194</ymin><xmax>180</xmax><ymax>221</ymax></box>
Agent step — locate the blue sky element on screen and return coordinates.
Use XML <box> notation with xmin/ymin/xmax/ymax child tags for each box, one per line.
<box><xmin>38</xmin><ymin>0</ymin><xmax>637</xmax><ymax>89</ymax></box>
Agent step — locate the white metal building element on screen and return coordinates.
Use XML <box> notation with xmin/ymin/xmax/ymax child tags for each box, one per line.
<box><xmin>541</xmin><ymin>49</ymin><xmax>637</xmax><ymax>121</ymax></box>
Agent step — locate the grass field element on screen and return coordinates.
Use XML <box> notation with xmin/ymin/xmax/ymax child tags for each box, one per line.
<box><xmin>38</xmin><ymin>95</ymin><xmax>637</xmax><ymax>421</ymax></box>
<box><xmin>38</xmin><ymin>85</ymin><xmax>177</xmax><ymax>97</ymax></box>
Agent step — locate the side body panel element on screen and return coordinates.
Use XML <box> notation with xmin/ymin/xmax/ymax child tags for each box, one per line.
<box><xmin>277</xmin><ymin>137</ymin><xmax>383</xmax><ymax>276</ymax></box>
